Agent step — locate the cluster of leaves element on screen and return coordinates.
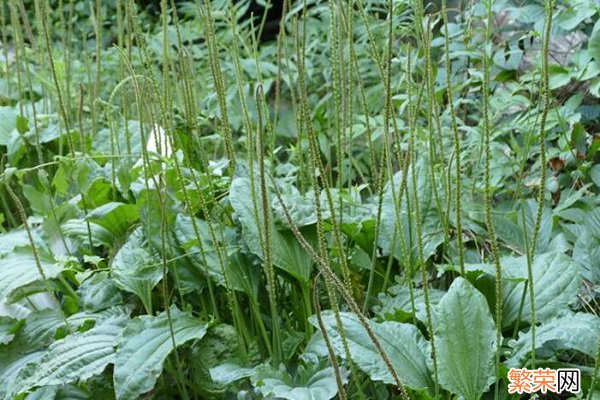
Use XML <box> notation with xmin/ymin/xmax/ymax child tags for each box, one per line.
<box><xmin>0</xmin><ymin>0</ymin><xmax>599</xmax><ymax>399</ymax></box>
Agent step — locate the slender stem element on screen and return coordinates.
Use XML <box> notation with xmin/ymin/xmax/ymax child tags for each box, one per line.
<box><xmin>481</xmin><ymin>2</ymin><xmax>503</xmax><ymax>399</ymax></box>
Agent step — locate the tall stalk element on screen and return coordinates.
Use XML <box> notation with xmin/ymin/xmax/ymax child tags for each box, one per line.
<box><xmin>256</xmin><ymin>85</ymin><xmax>283</xmax><ymax>364</ymax></box>
<box><xmin>481</xmin><ymin>1</ymin><xmax>503</xmax><ymax>398</ymax></box>
<box><xmin>405</xmin><ymin>34</ymin><xmax>439</xmax><ymax>396</ymax></box>
<box><xmin>525</xmin><ymin>0</ymin><xmax>554</xmax><ymax>370</ymax></box>
<box><xmin>200</xmin><ymin>3</ymin><xmax>236</xmax><ymax>171</ymax></box>
<box><xmin>442</xmin><ymin>0</ymin><xmax>465</xmax><ymax>273</ymax></box>
<box><xmin>37</xmin><ymin>0</ymin><xmax>75</xmax><ymax>154</ymax></box>
<box><xmin>328</xmin><ymin>0</ymin><xmax>344</xmax><ymax>188</ymax></box>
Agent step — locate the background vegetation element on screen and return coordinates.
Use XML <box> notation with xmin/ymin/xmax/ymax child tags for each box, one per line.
<box><xmin>0</xmin><ymin>0</ymin><xmax>599</xmax><ymax>399</ymax></box>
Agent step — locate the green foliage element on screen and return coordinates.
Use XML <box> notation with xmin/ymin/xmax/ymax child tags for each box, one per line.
<box><xmin>0</xmin><ymin>0</ymin><xmax>599</xmax><ymax>399</ymax></box>
<box><xmin>433</xmin><ymin>278</ymin><xmax>497</xmax><ymax>400</ymax></box>
<box><xmin>0</xmin><ymin>247</ymin><xmax>63</xmax><ymax>303</ymax></box>
<box><xmin>251</xmin><ymin>364</ymin><xmax>347</xmax><ymax>400</ymax></box>
<box><xmin>307</xmin><ymin>311</ymin><xmax>433</xmax><ymax>391</ymax></box>
<box><xmin>114</xmin><ymin>307</ymin><xmax>208</xmax><ymax>400</ymax></box>
<box><xmin>22</xmin><ymin>315</ymin><xmax>127</xmax><ymax>392</ymax></box>
<box><xmin>111</xmin><ymin>227</ymin><xmax>162</xmax><ymax>313</ymax></box>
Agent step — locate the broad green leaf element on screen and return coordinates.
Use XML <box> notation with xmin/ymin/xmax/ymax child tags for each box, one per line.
<box><xmin>572</xmin><ymin>228</ymin><xmax>600</xmax><ymax>284</ymax></box>
<box><xmin>67</xmin><ymin>306</ymin><xmax>132</xmax><ymax>330</ymax></box>
<box><xmin>136</xmin><ymin>188</ymin><xmax>180</xmax><ymax>248</ymax></box>
<box><xmin>29</xmin><ymin>123</ymin><xmax>65</xmax><ymax>144</ymax></box>
<box><xmin>54</xmin><ymin>385</ymin><xmax>92</xmax><ymax>400</ymax></box>
<box><xmin>490</xmin><ymin>201</ymin><xmax>553</xmax><ymax>255</ymax></box>
<box><xmin>0</xmin><ymin>247</ymin><xmax>63</xmax><ymax>302</ymax></box>
<box><xmin>61</xmin><ymin>219</ymin><xmax>114</xmax><ymax>248</ymax></box>
<box><xmin>252</xmin><ymin>365</ymin><xmax>346</xmax><ymax>400</ymax></box>
<box><xmin>0</xmin><ymin>350</ymin><xmax>45</xmax><ymax>400</ymax></box>
<box><xmin>227</xmin><ymin>251</ymin><xmax>262</xmax><ymax>298</ymax></box>
<box><xmin>379</xmin><ymin>160</ymin><xmax>444</xmax><ymax>266</ymax></box>
<box><xmin>492</xmin><ymin>213</ymin><xmax>523</xmax><ymax>250</ymax></box>
<box><xmin>308</xmin><ymin>311</ymin><xmax>433</xmax><ymax>390</ymax></box>
<box><xmin>507</xmin><ymin>313</ymin><xmax>600</xmax><ymax>367</ymax></box>
<box><xmin>22</xmin><ymin>184</ymin><xmax>53</xmax><ymax>216</ymax></box>
<box><xmin>374</xmin><ymin>285</ymin><xmax>445</xmax><ymax>324</ymax></box>
<box><xmin>86</xmin><ymin>202</ymin><xmax>139</xmax><ymax>239</ymax></box>
<box><xmin>12</xmin><ymin>308</ymin><xmax>66</xmax><ymax>351</ymax></box>
<box><xmin>6</xmin><ymin>280</ymin><xmax>60</xmax><ymax>305</ymax></box>
<box><xmin>0</xmin><ymin>106</ymin><xmax>17</xmax><ymax>145</ymax></box>
<box><xmin>78</xmin><ymin>271</ymin><xmax>124</xmax><ymax>312</ymax></box>
<box><xmin>228</xmin><ymin>175</ymin><xmax>277</xmax><ymax>258</ymax></box>
<box><xmin>434</xmin><ymin>278</ymin><xmax>497</xmax><ymax>400</ymax></box>
<box><xmin>0</xmin><ymin>229</ymin><xmax>38</xmax><ymax>255</ymax></box>
<box><xmin>21</xmin><ymin>317</ymin><xmax>127</xmax><ymax>393</ymax></box>
<box><xmin>273</xmin><ymin>228</ymin><xmax>316</xmax><ymax>284</ymax></box>
<box><xmin>190</xmin><ymin>324</ymin><xmax>244</xmax><ymax>396</ymax></box>
<box><xmin>270</xmin><ymin>185</ymin><xmax>375</xmax><ymax>228</ymax></box>
<box><xmin>589</xmin><ymin>19</ymin><xmax>600</xmax><ymax>61</ymax></box>
<box><xmin>210</xmin><ymin>362</ymin><xmax>255</xmax><ymax>386</ymax></box>
<box><xmin>518</xmin><ymin>200</ymin><xmax>552</xmax><ymax>254</ymax></box>
<box><xmin>114</xmin><ymin>306</ymin><xmax>208</xmax><ymax>400</ymax></box>
<box><xmin>557</xmin><ymin>1</ymin><xmax>597</xmax><ymax>31</ymax></box>
<box><xmin>269</xmin><ymin>186</ymin><xmax>321</xmax><ymax>227</ymax></box>
<box><xmin>502</xmin><ymin>252</ymin><xmax>581</xmax><ymax>327</ymax></box>
<box><xmin>229</xmin><ymin>177</ymin><xmax>314</xmax><ymax>283</ymax></box>
<box><xmin>111</xmin><ymin>227</ymin><xmax>162</xmax><ymax>312</ymax></box>
<box><xmin>174</xmin><ymin>214</ymin><xmax>236</xmax><ymax>287</ymax></box>
<box><xmin>584</xmin><ymin>207</ymin><xmax>600</xmax><ymax>239</ymax></box>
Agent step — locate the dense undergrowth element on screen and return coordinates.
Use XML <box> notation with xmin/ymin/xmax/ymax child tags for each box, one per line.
<box><xmin>0</xmin><ymin>0</ymin><xmax>599</xmax><ymax>399</ymax></box>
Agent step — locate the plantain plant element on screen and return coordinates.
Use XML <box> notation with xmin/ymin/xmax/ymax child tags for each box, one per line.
<box><xmin>0</xmin><ymin>0</ymin><xmax>599</xmax><ymax>399</ymax></box>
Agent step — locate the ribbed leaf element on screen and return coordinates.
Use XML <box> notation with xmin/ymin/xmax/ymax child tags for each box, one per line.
<box><xmin>62</xmin><ymin>219</ymin><xmax>114</xmax><ymax>248</ymax></box>
<box><xmin>572</xmin><ymin>227</ymin><xmax>600</xmax><ymax>283</ymax></box>
<box><xmin>67</xmin><ymin>305</ymin><xmax>132</xmax><ymax>329</ymax></box>
<box><xmin>78</xmin><ymin>271</ymin><xmax>123</xmax><ymax>312</ymax></box>
<box><xmin>0</xmin><ymin>247</ymin><xmax>63</xmax><ymax>302</ymax></box>
<box><xmin>210</xmin><ymin>362</ymin><xmax>255</xmax><ymax>386</ymax></box>
<box><xmin>174</xmin><ymin>214</ymin><xmax>236</xmax><ymax>286</ymax></box>
<box><xmin>86</xmin><ymin>202</ymin><xmax>139</xmax><ymax>238</ymax></box>
<box><xmin>507</xmin><ymin>313</ymin><xmax>600</xmax><ymax>367</ymax></box>
<box><xmin>114</xmin><ymin>306</ymin><xmax>208</xmax><ymax>400</ymax></box>
<box><xmin>0</xmin><ymin>350</ymin><xmax>44</xmax><ymax>400</ymax></box>
<box><xmin>190</xmin><ymin>324</ymin><xmax>244</xmax><ymax>396</ymax></box>
<box><xmin>252</xmin><ymin>365</ymin><xmax>347</xmax><ymax>400</ymax></box>
<box><xmin>379</xmin><ymin>161</ymin><xmax>445</xmax><ymax>265</ymax></box>
<box><xmin>0</xmin><ymin>229</ymin><xmax>37</xmax><ymax>255</ymax></box>
<box><xmin>111</xmin><ymin>228</ymin><xmax>162</xmax><ymax>312</ymax></box>
<box><xmin>308</xmin><ymin>311</ymin><xmax>433</xmax><ymax>390</ymax></box>
<box><xmin>434</xmin><ymin>278</ymin><xmax>497</xmax><ymax>400</ymax></box>
<box><xmin>13</xmin><ymin>308</ymin><xmax>66</xmax><ymax>351</ymax></box>
<box><xmin>0</xmin><ymin>106</ymin><xmax>17</xmax><ymax>145</ymax></box>
<box><xmin>502</xmin><ymin>252</ymin><xmax>580</xmax><ymax>327</ymax></box>
<box><xmin>374</xmin><ymin>285</ymin><xmax>445</xmax><ymax>324</ymax></box>
<box><xmin>22</xmin><ymin>317</ymin><xmax>127</xmax><ymax>391</ymax></box>
<box><xmin>229</xmin><ymin>177</ymin><xmax>314</xmax><ymax>283</ymax></box>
